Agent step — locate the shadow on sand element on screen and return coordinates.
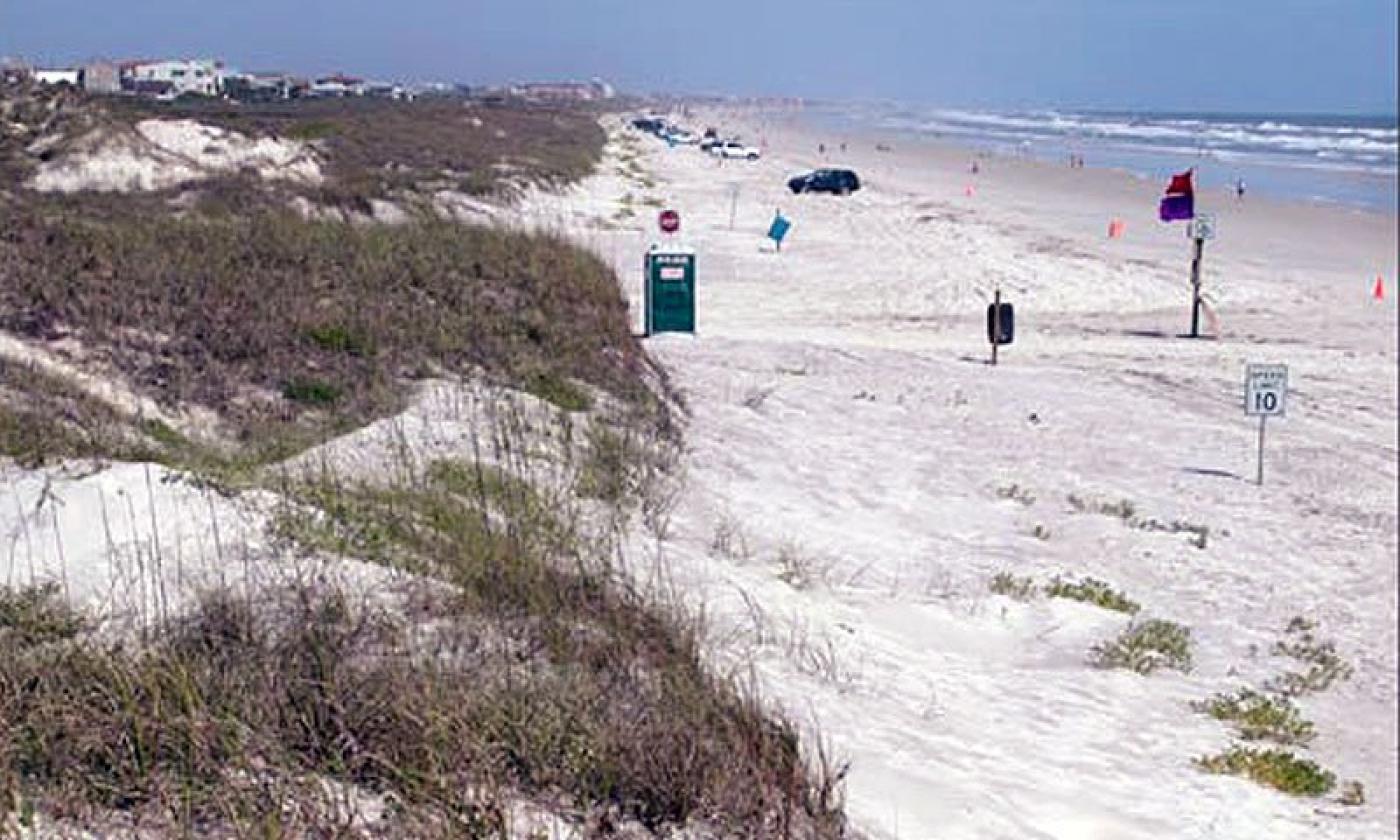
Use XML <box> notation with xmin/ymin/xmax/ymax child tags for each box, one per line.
<box><xmin>1182</xmin><ymin>466</ymin><xmax>1242</xmax><ymax>480</ymax></box>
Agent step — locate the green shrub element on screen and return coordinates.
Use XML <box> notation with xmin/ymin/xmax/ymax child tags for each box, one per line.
<box><xmin>577</xmin><ymin>425</ymin><xmax>633</xmax><ymax>503</ymax></box>
<box><xmin>1193</xmin><ymin>689</ymin><xmax>1315</xmax><ymax>745</ymax></box>
<box><xmin>0</xmin><ymin>360</ymin><xmax>133</xmax><ymax>466</ymax></box>
<box><xmin>1090</xmin><ymin>619</ymin><xmax>1192</xmax><ymax>675</ymax></box>
<box><xmin>524</xmin><ymin>370</ymin><xmax>592</xmax><ymax>412</ymax></box>
<box><xmin>283</xmin><ymin>119</ymin><xmax>339</xmax><ymax>140</ymax></box>
<box><xmin>989</xmin><ymin>572</ymin><xmax>1037</xmax><ymax>602</ymax></box>
<box><xmin>995</xmin><ymin>483</ymin><xmax>1036</xmax><ymax>506</ymax></box>
<box><xmin>1065</xmin><ymin>494</ymin><xmax>1209</xmax><ymax>547</ymax></box>
<box><xmin>1068</xmin><ymin>493</ymin><xmax>1135</xmax><ymax>520</ymax></box>
<box><xmin>1195</xmin><ymin>747</ymin><xmax>1335</xmax><ymax>797</ymax></box>
<box><xmin>1338</xmin><ymin>780</ymin><xmax>1365</xmax><ymax>806</ymax></box>
<box><xmin>305</xmin><ymin>323</ymin><xmax>376</xmax><ymax>358</ymax></box>
<box><xmin>1267</xmin><ymin>616</ymin><xmax>1353</xmax><ymax>697</ymax></box>
<box><xmin>1044</xmin><ymin>576</ymin><xmax>1140</xmax><ymax>615</ymax></box>
<box><xmin>281</xmin><ymin>376</ymin><xmax>342</xmax><ymax>406</ymax></box>
<box><xmin>0</xmin><ymin>583</ymin><xmax>85</xmax><ymax>646</ymax></box>
<box><xmin>140</xmin><ymin>418</ymin><xmax>187</xmax><ymax>449</ymax></box>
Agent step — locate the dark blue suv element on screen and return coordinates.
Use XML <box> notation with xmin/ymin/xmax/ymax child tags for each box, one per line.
<box><xmin>788</xmin><ymin>168</ymin><xmax>861</xmax><ymax>195</ymax></box>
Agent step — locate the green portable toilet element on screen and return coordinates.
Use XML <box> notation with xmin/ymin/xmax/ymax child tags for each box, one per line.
<box><xmin>644</xmin><ymin>245</ymin><xmax>695</xmax><ymax>335</ymax></box>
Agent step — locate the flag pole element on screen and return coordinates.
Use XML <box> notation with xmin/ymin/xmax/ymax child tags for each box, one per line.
<box><xmin>1189</xmin><ymin>233</ymin><xmax>1204</xmax><ymax>338</ymax></box>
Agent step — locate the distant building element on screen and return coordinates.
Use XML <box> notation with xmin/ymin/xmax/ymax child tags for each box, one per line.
<box><xmin>365</xmin><ymin>81</ymin><xmax>412</xmax><ymax>101</ymax></box>
<box><xmin>34</xmin><ymin>68</ymin><xmax>81</xmax><ymax>87</ymax></box>
<box><xmin>129</xmin><ymin>79</ymin><xmax>176</xmax><ymax>99</ymax></box>
<box><xmin>310</xmin><ymin>74</ymin><xmax>366</xmax><ymax>97</ymax></box>
<box><xmin>81</xmin><ymin>62</ymin><xmax>120</xmax><ymax>94</ymax></box>
<box><xmin>224</xmin><ymin>71</ymin><xmax>297</xmax><ymax>102</ymax></box>
<box><xmin>1</xmin><ymin>57</ymin><xmax>29</xmax><ymax>84</ymax></box>
<box><xmin>122</xmin><ymin>59</ymin><xmax>222</xmax><ymax>97</ymax></box>
<box><xmin>507</xmin><ymin>78</ymin><xmax>615</xmax><ymax>103</ymax></box>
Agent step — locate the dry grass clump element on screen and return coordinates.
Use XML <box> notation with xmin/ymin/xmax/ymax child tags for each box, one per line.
<box><xmin>0</xmin><ymin>583</ymin><xmax>86</xmax><ymax>646</ymax></box>
<box><xmin>0</xmin><ymin>358</ymin><xmax>137</xmax><ymax>467</ymax></box>
<box><xmin>1</xmin><ymin>452</ymin><xmax>848</xmax><ymax>836</ymax></box>
<box><xmin>0</xmin><ymin>207</ymin><xmax>650</xmax><ymax>461</ymax></box>
<box><xmin>268</xmin><ymin>456</ymin><xmax>845</xmax><ymax>835</ymax></box>
<box><xmin>1066</xmin><ymin>493</ymin><xmax>1210</xmax><ymax>548</ymax></box>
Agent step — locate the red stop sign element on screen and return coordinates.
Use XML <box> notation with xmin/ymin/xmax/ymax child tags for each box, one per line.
<box><xmin>658</xmin><ymin>209</ymin><xmax>680</xmax><ymax>234</ymax></box>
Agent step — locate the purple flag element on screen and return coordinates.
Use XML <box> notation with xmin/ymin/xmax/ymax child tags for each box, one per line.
<box><xmin>1159</xmin><ymin>192</ymin><xmax>1194</xmax><ymax>222</ymax></box>
<box><xmin>1159</xmin><ymin>169</ymin><xmax>1194</xmax><ymax>222</ymax></box>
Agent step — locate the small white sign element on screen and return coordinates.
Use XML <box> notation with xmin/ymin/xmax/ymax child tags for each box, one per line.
<box><xmin>1191</xmin><ymin>213</ymin><xmax>1217</xmax><ymax>241</ymax></box>
<box><xmin>1245</xmin><ymin>363</ymin><xmax>1288</xmax><ymax>416</ymax></box>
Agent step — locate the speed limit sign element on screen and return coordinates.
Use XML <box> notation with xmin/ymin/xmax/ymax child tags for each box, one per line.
<box><xmin>1244</xmin><ymin>363</ymin><xmax>1287</xmax><ymax>485</ymax></box>
<box><xmin>1245</xmin><ymin>364</ymin><xmax>1287</xmax><ymax>416</ymax></box>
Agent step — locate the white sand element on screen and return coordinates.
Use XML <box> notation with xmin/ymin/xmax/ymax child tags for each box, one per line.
<box><xmin>31</xmin><ymin>118</ymin><xmax>322</xmax><ymax>193</ymax></box>
<box><xmin>521</xmin><ymin>111</ymin><xmax>1398</xmax><ymax>840</ymax></box>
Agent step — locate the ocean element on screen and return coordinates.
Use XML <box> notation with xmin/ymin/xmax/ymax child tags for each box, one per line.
<box><xmin>806</xmin><ymin>102</ymin><xmax>1398</xmax><ymax>212</ymax></box>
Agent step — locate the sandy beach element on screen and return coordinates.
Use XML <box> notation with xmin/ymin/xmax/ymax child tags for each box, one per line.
<box><xmin>524</xmin><ymin>106</ymin><xmax>1399</xmax><ymax>839</ymax></box>
<box><xmin>3</xmin><ymin>97</ymin><xmax>1393</xmax><ymax>838</ymax></box>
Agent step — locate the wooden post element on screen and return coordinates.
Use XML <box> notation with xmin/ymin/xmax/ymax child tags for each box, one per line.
<box><xmin>1189</xmin><ymin>235</ymin><xmax>1205</xmax><ymax>338</ymax></box>
<box><xmin>991</xmin><ymin>287</ymin><xmax>1001</xmax><ymax>366</ymax></box>
<box><xmin>1256</xmin><ymin>415</ymin><xmax>1267</xmax><ymax>486</ymax></box>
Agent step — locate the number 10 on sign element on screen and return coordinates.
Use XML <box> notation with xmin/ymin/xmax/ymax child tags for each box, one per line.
<box><xmin>1245</xmin><ymin>364</ymin><xmax>1288</xmax><ymax>485</ymax></box>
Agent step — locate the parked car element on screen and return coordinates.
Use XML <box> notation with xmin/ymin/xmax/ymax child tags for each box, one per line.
<box><xmin>787</xmin><ymin>168</ymin><xmax>861</xmax><ymax>195</ymax></box>
<box><xmin>711</xmin><ymin>141</ymin><xmax>760</xmax><ymax>160</ymax></box>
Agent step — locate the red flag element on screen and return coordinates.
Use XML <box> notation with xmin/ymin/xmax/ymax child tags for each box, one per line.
<box><xmin>1166</xmin><ymin>169</ymin><xmax>1193</xmax><ymax>196</ymax></box>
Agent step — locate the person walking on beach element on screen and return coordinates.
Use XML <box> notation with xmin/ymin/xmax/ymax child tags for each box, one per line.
<box><xmin>1236</xmin><ymin>178</ymin><xmax>1246</xmax><ymax>200</ymax></box>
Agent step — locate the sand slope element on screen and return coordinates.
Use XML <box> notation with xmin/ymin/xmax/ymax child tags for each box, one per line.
<box><xmin>525</xmin><ymin>112</ymin><xmax>1399</xmax><ymax>840</ymax></box>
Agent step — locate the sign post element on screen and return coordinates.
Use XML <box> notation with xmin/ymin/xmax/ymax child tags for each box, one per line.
<box><xmin>1188</xmin><ymin>213</ymin><xmax>1215</xmax><ymax>338</ymax></box>
<box><xmin>658</xmin><ymin>209</ymin><xmax>680</xmax><ymax>236</ymax></box>
<box><xmin>767</xmin><ymin>210</ymin><xmax>791</xmax><ymax>252</ymax></box>
<box><xmin>1244</xmin><ymin>363</ymin><xmax>1287</xmax><ymax>485</ymax></box>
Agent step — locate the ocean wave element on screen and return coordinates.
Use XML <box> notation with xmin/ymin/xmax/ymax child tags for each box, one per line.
<box><xmin>889</xmin><ymin>107</ymin><xmax>1398</xmax><ymax>164</ymax></box>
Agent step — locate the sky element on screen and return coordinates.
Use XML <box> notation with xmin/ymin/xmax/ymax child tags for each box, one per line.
<box><xmin>2</xmin><ymin>0</ymin><xmax>1396</xmax><ymax>114</ymax></box>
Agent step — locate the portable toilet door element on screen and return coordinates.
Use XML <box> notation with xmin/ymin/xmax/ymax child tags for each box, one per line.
<box><xmin>644</xmin><ymin>246</ymin><xmax>696</xmax><ymax>335</ymax></box>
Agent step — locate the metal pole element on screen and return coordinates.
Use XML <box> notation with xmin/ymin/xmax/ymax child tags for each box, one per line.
<box><xmin>991</xmin><ymin>287</ymin><xmax>1001</xmax><ymax>366</ymax></box>
<box><xmin>729</xmin><ymin>185</ymin><xmax>739</xmax><ymax>230</ymax></box>
<box><xmin>1256</xmin><ymin>415</ymin><xmax>1266</xmax><ymax>486</ymax></box>
<box><xmin>1189</xmin><ymin>236</ymin><xmax>1204</xmax><ymax>338</ymax></box>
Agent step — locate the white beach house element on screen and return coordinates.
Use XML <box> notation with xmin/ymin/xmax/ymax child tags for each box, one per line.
<box><xmin>34</xmin><ymin>68</ymin><xmax>81</xmax><ymax>87</ymax></box>
<box><xmin>123</xmin><ymin>59</ymin><xmax>223</xmax><ymax>97</ymax></box>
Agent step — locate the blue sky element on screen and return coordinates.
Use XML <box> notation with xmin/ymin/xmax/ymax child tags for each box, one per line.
<box><xmin>3</xmin><ymin>0</ymin><xmax>1396</xmax><ymax>113</ymax></box>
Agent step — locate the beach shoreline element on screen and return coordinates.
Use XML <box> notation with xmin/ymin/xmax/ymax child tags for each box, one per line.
<box><xmin>775</xmin><ymin>100</ymin><xmax>1399</xmax><ymax>213</ymax></box>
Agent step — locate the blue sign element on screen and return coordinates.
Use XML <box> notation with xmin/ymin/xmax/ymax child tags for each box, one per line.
<box><xmin>768</xmin><ymin>214</ymin><xmax>791</xmax><ymax>245</ymax></box>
